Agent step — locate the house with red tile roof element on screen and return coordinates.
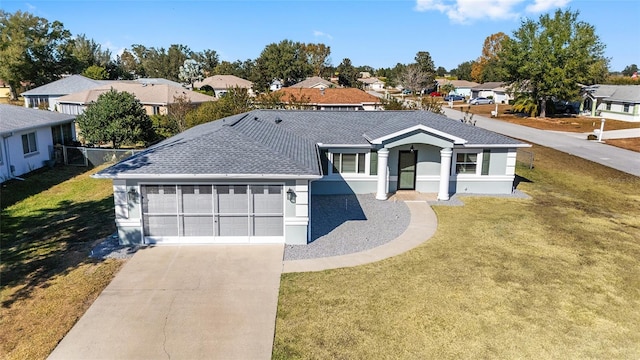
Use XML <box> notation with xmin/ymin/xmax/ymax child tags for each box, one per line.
<box><xmin>275</xmin><ymin>88</ymin><xmax>383</xmax><ymax>111</ymax></box>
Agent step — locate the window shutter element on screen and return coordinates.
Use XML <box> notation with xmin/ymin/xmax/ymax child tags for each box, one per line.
<box><xmin>481</xmin><ymin>150</ymin><xmax>491</xmax><ymax>175</ymax></box>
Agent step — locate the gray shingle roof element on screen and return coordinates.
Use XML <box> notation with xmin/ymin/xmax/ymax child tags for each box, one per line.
<box><xmin>0</xmin><ymin>105</ymin><xmax>75</xmax><ymax>136</ymax></box>
<box><xmin>97</xmin><ymin>110</ymin><xmax>527</xmax><ymax>178</ymax></box>
<box><xmin>20</xmin><ymin>75</ymin><xmax>106</xmax><ymax>96</ymax></box>
<box><xmin>587</xmin><ymin>85</ymin><xmax>640</xmax><ymax>103</ymax></box>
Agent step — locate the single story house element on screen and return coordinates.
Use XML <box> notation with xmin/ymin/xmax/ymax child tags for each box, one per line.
<box><xmin>471</xmin><ymin>82</ymin><xmax>512</xmax><ymax>104</ymax></box>
<box><xmin>95</xmin><ymin>110</ymin><xmax>530</xmax><ymax>246</ymax></box>
<box><xmin>436</xmin><ymin>79</ymin><xmax>478</xmax><ymax>98</ymax></box>
<box><xmin>289</xmin><ymin>76</ymin><xmax>333</xmax><ymax>89</ymax></box>
<box><xmin>193</xmin><ymin>75</ymin><xmax>254</xmax><ymax>98</ymax></box>
<box><xmin>359</xmin><ymin>77</ymin><xmax>386</xmax><ymax>91</ymax></box>
<box><xmin>21</xmin><ymin>75</ymin><xmax>189</xmax><ymax>111</ymax></box>
<box><xmin>581</xmin><ymin>84</ymin><xmax>640</xmax><ymax>122</ymax></box>
<box><xmin>0</xmin><ymin>105</ymin><xmax>76</xmax><ymax>181</ymax></box>
<box><xmin>56</xmin><ymin>82</ymin><xmax>216</xmax><ymax>116</ymax></box>
<box><xmin>270</xmin><ymin>79</ymin><xmax>283</xmax><ymax>91</ymax></box>
<box><xmin>275</xmin><ymin>88</ymin><xmax>383</xmax><ymax>111</ymax></box>
<box><xmin>21</xmin><ymin>75</ymin><xmax>109</xmax><ymax>111</ymax></box>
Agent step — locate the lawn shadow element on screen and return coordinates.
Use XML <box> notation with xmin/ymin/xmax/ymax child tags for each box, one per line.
<box><xmin>1</xmin><ymin>196</ymin><xmax>115</xmax><ymax>308</ymax></box>
<box><xmin>1</xmin><ymin>165</ymin><xmax>91</xmax><ymax>209</ymax></box>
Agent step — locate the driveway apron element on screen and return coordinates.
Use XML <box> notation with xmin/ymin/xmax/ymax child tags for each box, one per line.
<box><xmin>48</xmin><ymin>244</ymin><xmax>284</xmax><ymax>360</ymax></box>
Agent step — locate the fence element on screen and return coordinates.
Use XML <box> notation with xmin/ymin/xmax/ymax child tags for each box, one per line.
<box><xmin>516</xmin><ymin>148</ymin><xmax>535</xmax><ymax>169</ymax></box>
<box><xmin>62</xmin><ymin>146</ymin><xmax>144</xmax><ymax>167</ymax></box>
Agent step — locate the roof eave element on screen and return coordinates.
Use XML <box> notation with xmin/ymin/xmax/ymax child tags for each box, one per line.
<box><xmin>91</xmin><ymin>173</ymin><xmax>323</xmax><ymax>180</ymax></box>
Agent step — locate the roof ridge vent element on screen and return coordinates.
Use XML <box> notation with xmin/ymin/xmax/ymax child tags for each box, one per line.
<box><xmin>274</xmin><ymin>117</ymin><xmax>282</xmax><ymax>124</ymax></box>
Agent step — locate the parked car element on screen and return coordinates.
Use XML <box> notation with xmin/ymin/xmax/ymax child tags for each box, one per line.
<box><xmin>469</xmin><ymin>97</ymin><xmax>494</xmax><ymax>105</ymax></box>
<box><xmin>402</xmin><ymin>89</ymin><xmax>412</xmax><ymax>95</ymax></box>
<box><xmin>444</xmin><ymin>94</ymin><xmax>465</xmax><ymax>101</ymax></box>
<box><xmin>429</xmin><ymin>91</ymin><xmax>442</xmax><ymax>97</ymax></box>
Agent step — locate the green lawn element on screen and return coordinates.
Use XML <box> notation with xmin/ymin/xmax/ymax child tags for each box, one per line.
<box><xmin>274</xmin><ymin>145</ymin><xmax>640</xmax><ymax>359</ymax></box>
<box><xmin>0</xmin><ymin>166</ymin><xmax>124</xmax><ymax>360</ymax></box>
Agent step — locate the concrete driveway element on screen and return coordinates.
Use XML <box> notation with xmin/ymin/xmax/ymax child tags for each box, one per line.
<box><xmin>48</xmin><ymin>244</ymin><xmax>284</xmax><ymax>360</ymax></box>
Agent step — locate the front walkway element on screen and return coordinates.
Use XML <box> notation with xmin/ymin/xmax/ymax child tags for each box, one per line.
<box><xmin>282</xmin><ymin>201</ymin><xmax>437</xmax><ymax>273</ymax></box>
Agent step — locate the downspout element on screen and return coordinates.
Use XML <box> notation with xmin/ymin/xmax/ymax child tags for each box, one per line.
<box><xmin>2</xmin><ymin>133</ymin><xmax>24</xmax><ymax>181</ymax></box>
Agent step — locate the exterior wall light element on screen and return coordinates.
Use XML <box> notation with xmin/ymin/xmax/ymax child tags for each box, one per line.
<box><xmin>128</xmin><ymin>188</ymin><xmax>139</xmax><ymax>202</ymax></box>
<box><xmin>287</xmin><ymin>188</ymin><xmax>297</xmax><ymax>203</ymax></box>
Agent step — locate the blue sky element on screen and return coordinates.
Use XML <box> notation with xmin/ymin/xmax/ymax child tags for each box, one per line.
<box><xmin>1</xmin><ymin>0</ymin><xmax>638</xmax><ymax>72</ymax></box>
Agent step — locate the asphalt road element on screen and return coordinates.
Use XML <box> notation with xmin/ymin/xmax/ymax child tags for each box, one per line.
<box><xmin>442</xmin><ymin>107</ymin><xmax>640</xmax><ymax>177</ymax></box>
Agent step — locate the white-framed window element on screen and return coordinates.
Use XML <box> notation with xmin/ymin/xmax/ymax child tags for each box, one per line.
<box><xmin>331</xmin><ymin>152</ymin><xmax>366</xmax><ymax>174</ymax></box>
<box><xmin>452</xmin><ymin>149</ymin><xmax>490</xmax><ymax>176</ymax></box>
<box><xmin>606</xmin><ymin>102</ymin><xmax>611</xmax><ymax>111</ymax></box>
<box><xmin>22</xmin><ymin>132</ymin><xmax>38</xmax><ymax>155</ymax></box>
<box><xmin>152</xmin><ymin>106</ymin><xmax>161</xmax><ymax>115</ymax></box>
<box><xmin>623</xmin><ymin>103</ymin><xmax>630</xmax><ymax>113</ymax></box>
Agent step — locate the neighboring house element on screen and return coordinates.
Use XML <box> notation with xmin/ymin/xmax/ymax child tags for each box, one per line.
<box><xmin>95</xmin><ymin>109</ymin><xmax>530</xmax><ymax>246</ymax></box>
<box><xmin>275</xmin><ymin>88</ymin><xmax>383</xmax><ymax>111</ymax></box>
<box><xmin>270</xmin><ymin>79</ymin><xmax>283</xmax><ymax>91</ymax></box>
<box><xmin>436</xmin><ymin>79</ymin><xmax>478</xmax><ymax>98</ymax></box>
<box><xmin>193</xmin><ymin>75</ymin><xmax>254</xmax><ymax>98</ymax></box>
<box><xmin>21</xmin><ymin>75</ymin><xmax>188</xmax><ymax>111</ymax></box>
<box><xmin>359</xmin><ymin>77</ymin><xmax>386</xmax><ymax>91</ymax></box>
<box><xmin>289</xmin><ymin>76</ymin><xmax>333</xmax><ymax>89</ymax></box>
<box><xmin>21</xmin><ymin>75</ymin><xmax>108</xmax><ymax>111</ymax></box>
<box><xmin>471</xmin><ymin>82</ymin><xmax>512</xmax><ymax>104</ymax></box>
<box><xmin>56</xmin><ymin>83</ymin><xmax>216</xmax><ymax>116</ymax></box>
<box><xmin>0</xmin><ymin>105</ymin><xmax>76</xmax><ymax>181</ymax></box>
<box><xmin>581</xmin><ymin>84</ymin><xmax>640</xmax><ymax>122</ymax></box>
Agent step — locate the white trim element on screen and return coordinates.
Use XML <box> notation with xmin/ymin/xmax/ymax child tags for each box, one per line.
<box><xmin>458</xmin><ymin>143</ymin><xmax>531</xmax><ymax>148</ymax></box>
<box><xmin>451</xmin><ymin>149</ymin><xmax>483</xmax><ymax>176</ymax></box>
<box><xmin>320</xmin><ymin>176</ymin><xmax>376</xmax><ymax>182</ymax></box>
<box><xmin>93</xmin><ymin>173</ymin><xmax>322</xmax><ymax>180</ymax></box>
<box><xmin>144</xmin><ymin>236</ymin><xmax>285</xmax><ymax>244</ymax></box>
<box><xmin>449</xmin><ymin>175</ymin><xmax>514</xmax><ymax>182</ymax></box>
<box><xmin>369</xmin><ymin>124</ymin><xmax>467</xmax><ymax>145</ymax></box>
<box><xmin>284</xmin><ymin>217</ymin><xmax>309</xmax><ymax>226</ymax></box>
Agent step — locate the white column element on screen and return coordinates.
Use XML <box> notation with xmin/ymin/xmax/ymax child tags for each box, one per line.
<box><xmin>438</xmin><ymin>148</ymin><xmax>453</xmax><ymax>201</ymax></box>
<box><xmin>376</xmin><ymin>148</ymin><xmax>389</xmax><ymax>200</ymax></box>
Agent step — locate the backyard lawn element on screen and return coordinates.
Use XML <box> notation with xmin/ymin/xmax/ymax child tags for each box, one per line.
<box><xmin>0</xmin><ymin>166</ymin><xmax>124</xmax><ymax>360</ymax></box>
<box><xmin>274</xmin><ymin>144</ymin><xmax>640</xmax><ymax>359</ymax></box>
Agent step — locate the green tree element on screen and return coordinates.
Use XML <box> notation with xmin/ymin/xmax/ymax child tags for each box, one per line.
<box><xmin>414</xmin><ymin>51</ymin><xmax>436</xmax><ymax>86</ymax></box>
<box><xmin>69</xmin><ymin>34</ymin><xmax>112</xmax><ymax>73</ymax></box>
<box><xmin>304</xmin><ymin>43</ymin><xmax>331</xmax><ymax>77</ymax></box>
<box><xmin>129</xmin><ymin>44</ymin><xmax>192</xmax><ymax>81</ymax></box>
<box><xmin>193</xmin><ymin>49</ymin><xmax>219</xmax><ymax>76</ymax></box>
<box><xmin>501</xmin><ymin>9</ymin><xmax>607</xmax><ymax>117</ymax></box>
<box><xmin>436</xmin><ymin>66</ymin><xmax>447</xmax><ymax>77</ymax></box>
<box><xmin>0</xmin><ymin>10</ymin><xmax>73</xmax><ymax>99</ymax></box>
<box><xmin>82</xmin><ymin>65</ymin><xmax>109</xmax><ymax>80</ymax></box>
<box><xmin>381</xmin><ymin>97</ymin><xmax>408</xmax><ymax>110</ymax></box>
<box><xmin>254</xmin><ymin>40</ymin><xmax>312</xmax><ymax>91</ymax></box>
<box><xmin>621</xmin><ymin>64</ymin><xmax>638</xmax><ymax>77</ymax></box>
<box><xmin>185</xmin><ymin>87</ymin><xmax>253</xmax><ymax>128</ymax></box>
<box><xmin>451</xmin><ymin>61</ymin><xmax>474</xmax><ymax>81</ymax></box>
<box><xmin>336</xmin><ymin>58</ymin><xmax>358</xmax><ymax>87</ymax></box>
<box><xmin>76</xmin><ymin>89</ymin><xmax>153</xmax><ymax>148</ymax></box>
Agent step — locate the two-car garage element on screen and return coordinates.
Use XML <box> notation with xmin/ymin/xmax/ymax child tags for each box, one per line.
<box><xmin>140</xmin><ymin>184</ymin><xmax>285</xmax><ymax>244</ymax></box>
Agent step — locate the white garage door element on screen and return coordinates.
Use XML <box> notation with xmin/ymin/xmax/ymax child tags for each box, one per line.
<box><xmin>141</xmin><ymin>184</ymin><xmax>284</xmax><ymax>244</ymax></box>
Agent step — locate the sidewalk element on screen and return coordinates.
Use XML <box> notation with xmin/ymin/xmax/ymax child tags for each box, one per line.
<box><xmin>441</xmin><ymin>107</ymin><xmax>640</xmax><ymax>177</ymax></box>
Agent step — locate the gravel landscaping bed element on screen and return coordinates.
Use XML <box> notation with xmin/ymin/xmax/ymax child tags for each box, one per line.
<box><xmin>284</xmin><ymin>194</ymin><xmax>411</xmax><ymax>261</ymax></box>
<box><xmin>90</xmin><ymin>234</ymin><xmax>142</xmax><ymax>260</ymax></box>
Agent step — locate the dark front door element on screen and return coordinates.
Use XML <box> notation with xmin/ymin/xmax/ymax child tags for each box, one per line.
<box><xmin>398</xmin><ymin>150</ymin><xmax>417</xmax><ymax>190</ymax></box>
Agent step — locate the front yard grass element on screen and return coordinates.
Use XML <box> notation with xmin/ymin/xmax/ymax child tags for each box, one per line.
<box><xmin>274</xmin><ymin>144</ymin><xmax>640</xmax><ymax>359</ymax></box>
<box><xmin>0</xmin><ymin>166</ymin><xmax>124</xmax><ymax>360</ymax></box>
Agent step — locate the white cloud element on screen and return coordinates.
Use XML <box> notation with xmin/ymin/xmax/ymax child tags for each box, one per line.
<box><xmin>415</xmin><ymin>0</ymin><xmax>564</xmax><ymax>23</ymax></box>
<box><xmin>25</xmin><ymin>3</ymin><xmax>37</xmax><ymax>11</ymax></box>
<box><xmin>102</xmin><ymin>40</ymin><xmax>125</xmax><ymax>60</ymax></box>
<box><xmin>525</xmin><ymin>0</ymin><xmax>571</xmax><ymax>13</ymax></box>
<box><xmin>313</xmin><ymin>30</ymin><xmax>333</xmax><ymax>40</ymax></box>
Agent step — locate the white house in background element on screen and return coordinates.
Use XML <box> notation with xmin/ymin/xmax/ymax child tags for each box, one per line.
<box><xmin>270</xmin><ymin>79</ymin><xmax>283</xmax><ymax>91</ymax></box>
<box><xmin>0</xmin><ymin>105</ymin><xmax>76</xmax><ymax>181</ymax></box>
<box><xmin>289</xmin><ymin>76</ymin><xmax>333</xmax><ymax>89</ymax></box>
<box><xmin>436</xmin><ymin>79</ymin><xmax>478</xmax><ymax>98</ymax></box>
<box><xmin>21</xmin><ymin>75</ymin><xmax>108</xmax><ymax>111</ymax></box>
<box><xmin>581</xmin><ymin>84</ymin><xmax>640</xmax><ymax>122</ymax></box>
<box><xmin>193</xmin><ymin>75</ymin><xmax>254</xmax><ymax>98</ymax></box>
<box><xmin>471</xmin><ymin>82</ymin><xmax>512</xmax><ymax>104</ymax></box>
<box><xmin>359</xmin><ymin>77</ymin><xmax>386</xmax><ymax>91</ymax></box>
